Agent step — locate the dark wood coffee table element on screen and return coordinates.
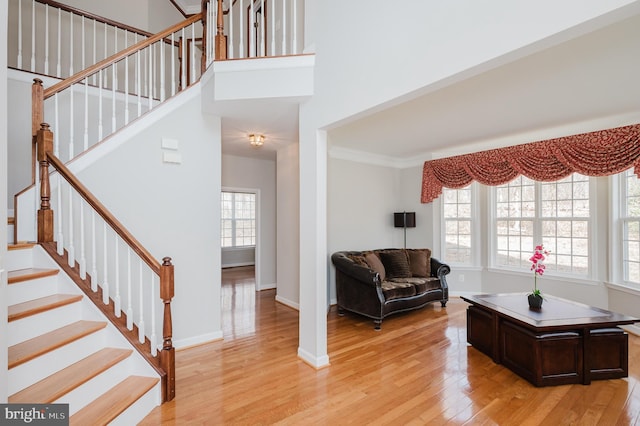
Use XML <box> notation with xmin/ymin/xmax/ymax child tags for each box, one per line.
<box><xmin>461</xmin><ymin>293</ymin><xmax>638</xmax><ymax>387</ymax></box>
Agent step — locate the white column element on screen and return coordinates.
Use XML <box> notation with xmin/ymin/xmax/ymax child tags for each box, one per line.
<box><xmin>297</xmin><ymin>126</ymin><xmax>329</xmax><ymax>368</ymax></box>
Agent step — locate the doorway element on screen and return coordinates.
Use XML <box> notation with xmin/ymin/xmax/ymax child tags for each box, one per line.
<box><xmin>246</xmin><ymin>0</ymin><xmax>268</xmax><ymax>57</ymax></box>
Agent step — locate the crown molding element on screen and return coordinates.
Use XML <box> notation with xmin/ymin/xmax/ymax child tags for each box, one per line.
<box><xmin>328</xmin><ymin>146</ymin><xmax>426</xmax><ymax>169</ymax></box>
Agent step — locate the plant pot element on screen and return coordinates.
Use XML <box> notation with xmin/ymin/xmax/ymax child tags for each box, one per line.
<box><xmin>528</xmin><ymin>294</ymin><xmax>543</xmax><ymax>309</ymax></box>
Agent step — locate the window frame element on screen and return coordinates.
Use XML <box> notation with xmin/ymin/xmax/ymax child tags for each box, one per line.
<box><xmin>221</xmin><ymin>190</ymin><xmax>257</xmax><ymax>248</ymax></box>
<box><xmin>440</xmin><ymin>182</ymin><xmax>480</xmax><ymax>267</ymax></box>
<box><xmin>488</xmin><ymin>173</ymin><xmax>597</xmax><ymax>281</ymax></box>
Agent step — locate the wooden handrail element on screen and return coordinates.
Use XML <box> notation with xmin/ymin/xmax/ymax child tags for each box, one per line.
<box><xmin>44</xmin><ymin>13</ymin><xmax>202</xmax><ymax>99</ymax></box>
<box><xmin>33</xmin><ymin>0</ymin><xmax>155</xmax><ymax>39</ymax></box>
<box><xmin>44</xmin><ymin>148</ymin><xmax>161</xmax><ymax>274</ymax></box>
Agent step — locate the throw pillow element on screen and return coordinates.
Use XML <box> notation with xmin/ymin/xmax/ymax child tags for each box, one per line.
<box><xmin>378</xmin><ymin>250</ymin><xmax>411</xmax><ymax>279</ymax></box>
<box><xmin>348</xmin><ymin>254</ymin><xmax>369</xmax><ymax>267</ymax></box>
<box><xmin>406</xmin><ymin>249</ymin><xmax>431</xmax><ymax>277</ymax></box>
<box><xmin>364</xmin><ymin>252</ymin><xmax>386</xmax><ymax>282</ymax></box>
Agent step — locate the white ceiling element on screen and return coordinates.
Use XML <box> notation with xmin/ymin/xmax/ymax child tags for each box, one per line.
<box><xmin>327</xmin><ymin>13</ymin><xmax>640</xmax><ymax>163</ymax></box>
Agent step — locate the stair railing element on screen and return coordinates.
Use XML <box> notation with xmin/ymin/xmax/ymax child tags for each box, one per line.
<box><xmin>8</xmin><ymin>0</ymin><xmax>155</xmax><ymax>79</ymax></box>
<box><xmin>201</xmin><ymin>0</ymin><xmax>303</xmax><ymax>61</ymax></box>
<box><xmin>40</xmin><ymin>13</ymin><xmax>203</xmax><ymax>162</ymax></box>
<box><xmin>35</xmin><ymin>122</ymin><xmax>176</xmax><ymax>402</ymax></box>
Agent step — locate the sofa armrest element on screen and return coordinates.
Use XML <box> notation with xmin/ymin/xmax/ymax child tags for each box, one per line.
<box><xmin>331</xmin><ymin>252</ymin><xmax>380</xmax><ymax>287</ymax></box>
<box><xmin>431</xmin><ymin>257</ymin><xmax>450</xmax><ymax>278</ymax></box>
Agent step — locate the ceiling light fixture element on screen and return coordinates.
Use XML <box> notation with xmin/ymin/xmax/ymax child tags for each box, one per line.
<box><xmin>249</xmin><ymin>134</ymin><xmax>265</xmax><ymax>147</ymax></box>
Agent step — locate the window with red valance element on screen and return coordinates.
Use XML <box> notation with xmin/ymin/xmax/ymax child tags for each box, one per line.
<box><xmin>421</xmin><ymin>124</ymin><xmax>640</xmax><ymax>203</ymax></box>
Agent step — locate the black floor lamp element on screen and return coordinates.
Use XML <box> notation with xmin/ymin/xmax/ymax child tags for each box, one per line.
<box><xmin>394</xmin><ymin>211</ymin><xmax>416</xmax><ymax>249</ymax></box>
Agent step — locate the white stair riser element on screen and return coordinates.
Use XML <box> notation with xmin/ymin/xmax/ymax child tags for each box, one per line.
<box><xmin>8</xmin><ymin>275</ymin><xmax>59</xmax><ymax>305</ymax></box>
<box><xmin>7</xmin><ymin>224</ymin><xmax>15</xmax><ymax>244</ymax></box>
<box><xmin>8</xmin><ymin>329</ymin><xmax>108</xmax><ymax>395</ymax></box>
<box><xmin>6</xmin><ymin>248</ymin><xmax>35</xmax><ymax>271</ymax></box>
<box><xmin>108</xmin><ymin>383</ymin><xmax>162</xmax><ymax>426</ymax></box>
<box><xmin>56</xmin><ymin>356</ymin><xmax>134</xmax><ymax>416</ymax></box>
<box><xmin>8</xmin><ymin>302</ymin><xmax>83</xmax><ymax>346</ymax></box>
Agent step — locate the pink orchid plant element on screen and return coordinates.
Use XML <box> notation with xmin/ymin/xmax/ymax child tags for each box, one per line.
<box><xmin>530</xmin><ymin>244</ymin><xmax>549</xmax><ymax>297</ymax></box>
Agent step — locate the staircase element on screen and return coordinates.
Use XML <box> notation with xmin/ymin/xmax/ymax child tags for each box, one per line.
<box><xmin>6</xmin><ymin>243</ymin><xmax>161</xmax><ymax>425</ymax></box>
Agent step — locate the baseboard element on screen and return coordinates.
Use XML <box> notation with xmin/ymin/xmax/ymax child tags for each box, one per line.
<box><xmin>174</xmin><ymin>331</ymin><xmax>223</xmax><ymax>350</ymax></box>
<box><xmin>621</xmin><ymin>323</ymin><xmax>640</xmax><ymax>337</ymax></box>
<box><xmin>275</xmin><ymin>295</ymin><xmax>299</xmax><ymax>310</ymax></box>
<box><xmin>259</xmin><ymin>282</ymin><xmax>276</xmax><ymax>291</ymax></box>
<box><xmin>297</xmin><ymin>347</ymin><xmax>330</xmax><ymax>369</ymax></box>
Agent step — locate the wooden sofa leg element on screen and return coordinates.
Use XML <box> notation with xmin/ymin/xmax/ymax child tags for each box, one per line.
<box><xmin>338</xmin><ymin>307</ymin><xmax>345</xmax><ymax>316</ymax></box>
<box><xmin>374</xmin><ymin>320</ymin><xmax>382</xmax><ymax>331</ymax></box>
<box><xmin>441</xmin><ymin>300</ymin><xmax>448</xmax><ymax>307</ymax></box>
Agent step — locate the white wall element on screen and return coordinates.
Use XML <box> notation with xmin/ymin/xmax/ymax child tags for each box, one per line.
<box><xmin>77</xmin><ymin>89</ymin><xmax>222</xmax><ymax>348</ymax></box>
<box><xmin>1</xmin><ymin>0</ymin><xmax>10</xmax><ymax>404</ymax></box>
<box><xmin>276</xmin><ymin>143</ymin><xmax>299</xmax><ymax>308</ymax></box>
<box><xmin>6</xmin><ymin>74</ymin><xmax>33</xmax><ymax>208</ymax></box>
<box><xmin>221</xmin><ymin>154</ymin><xmax>277</xmax><ymax>289</ymax></box>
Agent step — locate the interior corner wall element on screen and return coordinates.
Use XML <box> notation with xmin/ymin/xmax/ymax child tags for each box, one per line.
<box><xmin>6</xmin><ymin>74</ymin><xmax>32</xmax><ymax>209</ymax></box>
<box><xmin>276</xmin><ymin>143</ymin><xmax>300</xmax><ymax>307</ymax></box>
<box><xmin>1</xmin><ymin>0</ymin><xmax>10</xmax><ymax>404</ymax></box>
<box><xmin>76</xmin><ymin>91</ymin><xmax>222</xmax><ymax>348</ymax></box>
<box><xmin>221</xmin><ymin>154</ymin><xmax>277</xmax><ymax>289</ymax></box>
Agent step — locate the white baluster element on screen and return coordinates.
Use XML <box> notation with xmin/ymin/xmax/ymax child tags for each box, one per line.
<box><xmin>91</xmin><ymin>211</ymin><xmax>98</xmax><ymax>291</ymax></box>
<box><xmin>137</xmin><ymin>48</ymin><xmax>142</xmax><ymax>117</ymax></box>
<box><xmin>92</xmin><ymin>19</ymin><xmax>96</xmax><ymax>85</ymax></box>
<box><xmin>30</xmin><ymin>0</ymin><xmax>35</xmax><ymax>72</ymax></box>
<box><xmin>69</xmin><ymin>85</ymin><xmax>74</xmax><ymax>160</ymax></box>
<box><xmin>260</xmin><ymin>0</ymin><xmax>265</xmax><ymax>56</ymax></box>
<box><xmin>103</xmin><ymin>23</ymin><xmax>107</xmax><ymax>85</ymax></box>
<box><xmin>150</xmin><ymin>274</ymin><xmax>158</xmax><ymax>356</ymax></box>
<box><xmin>112</xmin><ymin>63</ymin><xmax>116</xmax><ymax>133</ymax></box>
<box><xmin>127</xmin><ymin>248</ymin><xmax>133</xmax><ymax>330</ymax></box>
<box><xmin>125</xmin><ymin>52</ymin><xmax>130</xmax><ymax>125</ymax></box>
<box><xmin>69</xmin><ymin>12</ymin><xmax>73</xmax><ymax>75</ymax></box>
<box><xmin>17</xmin><ymin>0</ymin><xmax>22</xmax><ymax>69</ymax></box>
<box><xmin>54</xmin><ymin>93</ymin><xmax>59</xmax><ymax>157</ymax></box>
<box><xmin>34</xmin><ymin>150</ymin><xmax>39</xmax><ymax>242</ymax></box>
<box><xmin>138</xmin><ymin>261</ymin><xmax>145</xmax><ymax>343</ymax></box>
<box><xmin>180</xmin><ymin>28</ymin><xmax>186</xmax><ymax>89</ymax></box>
<box><xmin>79</xmin><ymin>200</ymin><xmax>86</xmax><ymax>279</ymax></box>
<box><xmin>56</xmin><ymin>176</ymin><xmax>63</xmax><ymax>255</ymax></box>
<box><xmin>160</xmin><ymin>38</ymin><xmax>165</xmax><ymax>102</ymax></box>
<box><xmin>171</xmin><ymin>33</ymin><xmax>175</xmax><ymax>96</ymax></box>
<box><xmin>81</xmin><ymin>16</ymin><xmax>85</xmax><ymax>70</ymax></box>
<box><xmin>229</xmin><ymin>0</ymin><xmax>235</xmax><ymax>59</ymax></box>
<box><xmin>83</xmin><ymin>77</ymin><xmax>89</xmax><ymax>150</ymax></box>
<box><xmin>191</xmin><ymin>24</ymin><xmax>196</xmax><ymax>82</ymax></box>
<box><xmin>103</xmin><ymin>223</ymin><xmax>109</xmax><ymax>305</ymax></box>
<box><xmin>56</xmin><ymin>8</ymin><xmax>61</xmax><ymax>77</ymax></box>
<box><xmin>292</xmin><ymin>0</ymin><xmax>298</xmax><ymax>53</ymax></box>
<box><xmin>250</xmin><ymin>0</ymin><xmax>255</xmax><ymax>57</ymax></box>
<box><xmin>239</xmin><ymin>0</ymin><xmax>244</xmax><ymax>57</ymax></box>
<box><xmin>44</xmin><ymin>4</ymin><xmax>49</xmax><ymax>74</ymax></box>
<box><xmin>114</xmin><ymin>237</ymin><xmax>121</xmax><ymax>317</ymax></box>
<box><xmin>98</xmin><ymin>70</ymin><xmax>103</xmax><ymax>140</ymax></box>
<box><xmin>148</xmin><ymin>45</ymin><xmax>153</xmax><ymax>109</ymax></box>
<box><xmin>271</xmin><ymin>0</ymin><xmax>276</xmax><ymax>56</ymax></box>
<box><xmin>113</xmin><ymin>26</ymin><xmax>118</xmax><ymax>89</ymax></box>
<box><xmin>67</xmin><ymin>188</ymin><xmax>75</xmax><ymax>267</ymax></box>
<box><xmin>282</xmin><ymin>0</ymin><xmax>287</xmax><ymax>55</ymax></box>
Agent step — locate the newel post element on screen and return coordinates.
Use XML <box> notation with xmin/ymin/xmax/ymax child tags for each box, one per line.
<box><xmin>159</xmin><ymin>257</ymin><xmax>176</xmax><ymax>401</ymax></box>
<box><xmin>36</xmin><ymin>123</ymin><xmax>54</xmax><ymax>243</ymax></box>
<box><xmin>215</xmin><ymin>0</ymin><xmax>227</xmax><ymax>60</ymax></box>
<box><xmin>32</xmin><ymin>79</ymin><xmax>44</xmax><ymax>183</ymax></box>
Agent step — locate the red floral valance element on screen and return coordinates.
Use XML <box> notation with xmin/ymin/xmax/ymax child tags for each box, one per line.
<box><xmin>421</xmin><ymin>123</ymin><xmax>640</xmax><ymax>203</ymax></box>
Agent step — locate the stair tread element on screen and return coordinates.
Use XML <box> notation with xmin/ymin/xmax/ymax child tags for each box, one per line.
<box><xmin>9</xmin><ymin>348</ymin><xmax>133</xmax><ymax>403</ymax></box>
<box><xmin>8</xmin><ymin>267</ymin><xmax>59</xmax><ymax>284</ymax></box>
<box><xmin>9</xmin><ymin>320</ymin><xmax>107</xmax><ymax>369</ymax></box>
<box><xmin>70</xmin><ymin>376</ymin><xmax>159</xmax><ymax>426</ymax></box>
<box><xmin>9</xmin><ymin>294</ymin><xmax>84</xmax><ymax>322</ymax></box>
<box><xmin>7</xmin><ymin>242</ymin><xmax>36</xmax><ymax>251</ymax></box>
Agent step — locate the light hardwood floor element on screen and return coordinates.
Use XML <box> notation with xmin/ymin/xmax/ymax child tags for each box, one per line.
<box><xmin>140</xmin><ymin>267</ymin><xmax>640</xmax><ymax>425</ymax></box>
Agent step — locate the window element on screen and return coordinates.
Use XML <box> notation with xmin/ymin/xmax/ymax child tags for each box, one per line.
<box><xmin>493</xmin><ymin>173</ymin><xmax>591</xmax><ymax>277</ymax></box>
<box><xmin>442</xmin><ymin>184</ymin><xmax>474</xmax><ymax>265</ymax></box>
<box><xmin>221</xmin><ymin>191</ymin><xmax>256</xmax><ymax>247</ymax></box>
<box><xmin>622</xmin><ymin>169</ymin><xmax>640</xmax><ymax>284</ymax></box>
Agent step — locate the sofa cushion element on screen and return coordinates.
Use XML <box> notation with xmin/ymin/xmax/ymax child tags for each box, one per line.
<box><xmin>389</xmin><ymin>277</ymin><xmax>440</xmax><ymax>294</ymax></box>
<box><xmin>381</xmin><ymin>281</ymin><xmax>416</xmax><ymax>300</ymax></box>
<box><xmin>348</xmin><ymin>254</ymin><xmax>369</xmax><ymax>268</ymax></box>
<box><xmin>406</xmin><ymin>249</ymin><xmax>431</xmax><ymax>277</ymax></box>
<box><xmin>364</xmin><ymin>252</ymin><xmax>386</xmax><ymax>282</ymax></box>
<box><xmin>378</xmin><ymin>250</ymin><xmax>411</xmax><ymax>279</ymax></box>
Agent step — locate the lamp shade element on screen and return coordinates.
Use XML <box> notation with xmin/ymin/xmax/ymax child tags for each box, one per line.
<box><xmin>394</xmin><ymin>212</ymin><xmax>416</xmax><ymax>228</ymax></box>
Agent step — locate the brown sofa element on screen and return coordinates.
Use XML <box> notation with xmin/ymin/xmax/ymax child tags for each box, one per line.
<box><xmin>331</xmin><ymin>248</ymin><xmax>450</xmax><ymax>330</ymax></box>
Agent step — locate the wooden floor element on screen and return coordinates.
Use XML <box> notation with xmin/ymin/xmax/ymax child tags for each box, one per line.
<box><xmin>140</xmin><ymin>267</ymin><xmax>640</xmax><ymax>425</ymax></box>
